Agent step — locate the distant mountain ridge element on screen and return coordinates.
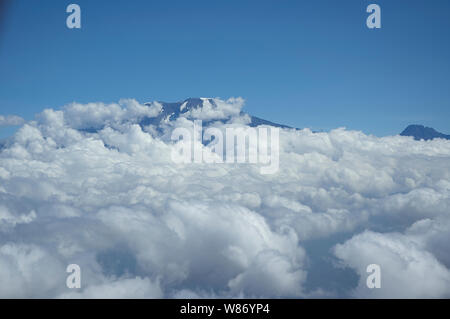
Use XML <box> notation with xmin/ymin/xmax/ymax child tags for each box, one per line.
<box><xmin>3</xmin><ymin>99</ymin><xmax>450</xmax><ymax>144</ymax></box>
<box><xmin>400</xmin><ymin>124</ymin><xmax>450</xmax><ymax>141</ymax></box>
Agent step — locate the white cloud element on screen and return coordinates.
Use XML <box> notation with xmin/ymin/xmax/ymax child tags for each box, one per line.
<box><xmin>183</xmin><ymin>97</ymin><xmax>244</xmax><ymax>120</ymax></box>
<box><xmin>0</xmin><ymin>205</ymin><xmax>36</xmax><ymax>230</ymax></box>
<box><xmin>333</xmin><ymin>229</ymin><xmax>450</xmax><ymax>298</ymax></box>
<box><xmin>59</xmin><ymin>99</ymin><xmax>161</xmax><ymax>130</ymax></box>
<box><xmin>59</xmin><ymin>277</ymin><xmax>163</xmax><ymax>299</ymax></box>
<box><xmin>0</xmin><ymin>97</ymin><xmax>449</xmax><ymax>298</ymax></box>
<box><xmin>0</xmin><ymin>244</ymin><xmax>66</xmax><ymax>298</ymax></box>
<box><xmin>0</xmin><ymin>115</ymin><xmax>24</xmax><ymax>127</ymax></box>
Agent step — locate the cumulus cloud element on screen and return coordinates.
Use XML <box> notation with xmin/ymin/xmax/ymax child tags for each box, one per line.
<box><xmin>333</xmin><ymin>229</ymin><xmax>450</xmax><ymax>298</ymax></box>
<box><xmin>58</xmin><ymin>99</ymin><xmax>162</xmax><ymax>130</ymax></box>
<box><xmin>0</xmin><ymin>98</ymin><xmax>449</xmax><ymax>298</ymax></box>
<box><xmin>183</xmin><ymin>97</ymin><xmax>244</xmax><ymax>120</ymax></box>
<box><xmin>59</xmin><ymin>277</ymin><xmax>163</xmax><ymax>299</ymax></box>
<box><xmin>0</xmin><ymin>244</ymin><xmax>66</xmax><ymax>298</ymax></box>
<box><xmin>0</xmin><ymin>115</ymin><xmax>24</xmax><ymax>127</ymax></box>
<box><xmin>0</xmin><ymin>205</ymin><xmax>36</xmax><ymax>230</ymax></box>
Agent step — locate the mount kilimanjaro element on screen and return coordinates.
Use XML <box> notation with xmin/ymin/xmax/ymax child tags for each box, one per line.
<box><xmin>139</xmin><ymin>98</ymin><xmax>450</xmax><ymax>141</ymax></box>
<box><xmin>1</xmin><ymin>98</ymin><xmax>449</xmax><ymax>147</ymax></box>
<box><xmin>139</xmin><ymin>97</ymin><xmax>291</xmax><ymax>129</ymax></box>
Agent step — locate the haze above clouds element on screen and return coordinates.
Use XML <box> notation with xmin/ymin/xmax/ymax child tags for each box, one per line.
<box><xmin>0</xmin><ymin>98</ymin><xmax>449</xmax><ymax>298</ymax></box>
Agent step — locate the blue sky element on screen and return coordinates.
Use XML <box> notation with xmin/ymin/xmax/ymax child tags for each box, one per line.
<box><xmin>1</xmin><ymin>0</ymin><xmax>449</xmax><ymax>138</ymax></box>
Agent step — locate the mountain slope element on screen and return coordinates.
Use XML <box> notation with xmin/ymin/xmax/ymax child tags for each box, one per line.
<box><xmin>400</xmin><ymin>124</ymin><xmax>450</xmax><ymax>141</ymax></box>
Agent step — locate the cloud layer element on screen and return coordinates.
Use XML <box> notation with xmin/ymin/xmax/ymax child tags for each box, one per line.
<box><xmin>0</xmin><ymin>115</ymin><xmax>24</xmax><ymax>127</ymax></box>
<box><xmin>0</xmin><ymin>98</ymin><xmax>449</xmax><ymax>298</ymax></box>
